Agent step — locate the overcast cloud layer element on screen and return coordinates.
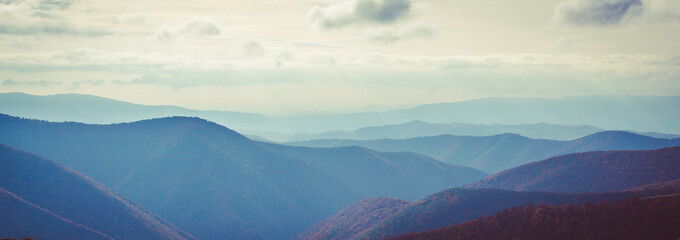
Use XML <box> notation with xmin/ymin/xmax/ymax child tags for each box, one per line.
<box><xmin>1</xmin><ymin>0</ymin><xmax>679</xmax><ymax>115</ymax></box>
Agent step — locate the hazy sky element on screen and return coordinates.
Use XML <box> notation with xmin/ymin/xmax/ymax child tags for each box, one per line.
<box><xmin>1</xmin><ymin>0</ymin><xmax>679</xmax><ymax>114</ymax></box>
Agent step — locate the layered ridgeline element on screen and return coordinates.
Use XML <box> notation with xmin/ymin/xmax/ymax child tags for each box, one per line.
<box><xmin>274</xmin><ymin>95</ymin><xmax>680</xmax><ymax>134</ymax></box>
<box><xmin>0</xmin><ymin>145</ymin><xmax>196</xmax><ymax>240</ymax></box>
<box><xmin>470</xmin><ymin>147</ymin><xmax>680</xmax><ymax>192</ymax></box>
<box><xmin>299</xmin><ymin>147</ymin><xmax>680</xmax><ymax>240</ymax></box>
<box><xmin>3</xmin><ymin>93</ymin><xmax>680</xmax><ymax>136</ymax></box>
<box><xmin>298</xmin><ymin>187</ymin><xmax>680</xmax><ymax>240</ymax></box>
<box><xmin>0</xmin><ymin>92</ymin><xmax>271</xmax><ymax>131</ymax></box>
<box><xmin>261</xmin><ymin>121</ymin><xmax>605</xmax><ymax>142</ymax></box>
<box><xmin>290</xmin><ymin>131</ymin><xmax>680</xmax><ymax>173</ymax></box>
<box><xmin>388</xmin><ymin>194</ymin><xmax>680</xmax><ymax>240</ymax></box>
<box><xmin>0</xmin><ymin>114</ymin><xmax>485</xmax><ymax>240</ymax></box>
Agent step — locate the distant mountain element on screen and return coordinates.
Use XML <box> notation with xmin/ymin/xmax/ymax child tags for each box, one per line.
<box><xmin>4</xmin><ymin>93</ymin><xmax>680</xmax><ymax>136</ymax></box>
<box><xmin>0</xmin><ymin>188</ymin><xmax>113</xmax><ymax>240</ymax></box>
<box><xmin>275</xmin><ymin>95</ymin><xmax>680</xmax><ymax>134</ymax></box>
<box><xmin>295</xmin><ymin>197</ymin><xmax>411</xmax><ymax>240</ymax></box>
<box><xmin>261</xmin><ymin>144</ymin><xmax>488</xmax><ymax>200</ymax></box>
<box><xmin>388</xmin><ymin>194</ymin><xmax>680</xmax><ymax>240</ymax></box>
<box><xmin>0</xmin><ymin>145</ymin><xmax>196</xmax><ymax>240</ymax></box>
<box><xmin>470</xmin><ymin>147</ymin><xmax>680</xmax><ymax>193</ymax></box>
<box><xmin>0</xmin><ymin>114</ymin><xmax>485</xmax><ymax>240</ymax></box>
<box><xmin>0</xmin><ymin>92</ymin><xmax>270</xmax><ymax>131</ymax></box>
<box><xmin>265</xmin><ymin>121</ymin><xmax>604</xmax><ymax>142</ymax></box>
<box><xmin>351</xmin><ymin>187</ymin><xmax>680</xmax><ymax>240</ymax></box>
<box><xmin>290</xmin><ymin>131</ymin><xmax>680</xmax><ymax>173</ymax></box>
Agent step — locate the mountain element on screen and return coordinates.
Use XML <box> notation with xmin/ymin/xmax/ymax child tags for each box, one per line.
<box><xmin>4</xmin><ymin>93</ymin><xmax>680</xmax><ymax>136</ymax></box>
<box><xmin>351</xmin><ymin>187</ymin><xmax>680</xmax><ymax>240</ymax></box>
<box><xmin>295</xmin><ymin>197</ymin><xmax>411</xmax><ymax>240</ymax></box>
<box><xmin>289</xmin><ymin>131</ymin><xmax>680</xmax><ymax>173</ymax></box>
<box><xmin>263</xmin><ymin>121</ymin><xmax>604</xmax><ymax>142</ymax></box>
<box><xmin>388</xmin><ymin>194</ymin><xmax>680</xmax><ymax>240</ymax></box>
<box><xmin>0</xmin><ymin>92</ymin><xmax>270</xmax><ymax>131</ymax></box>
<box><xmin>469</xmin><ymin>147</ymin><xmax>680</xmax><ymax>193</ymax></box>
<box><xmin>275</xmin><ymin>95</ymin><xmax>680</xmax><ymax>134</ymax></box>
<box><xmin>261</xmin><ymin>144</ymin><xmax>488</xmax><ymax>200</ymax></box>
<box><xmin>0</xmin><ymin>188</ymin><xmax>113</xmax><ymax>240</ymax></box>
<box><xmin>0</xmin><ymin>114</ymin><xmax>485</xmax><ymax>240</ymax></box>
<box><xmin>0</xmin><ymin>145</ymin><xmax>195</xmax><ymax>240</ymax></box>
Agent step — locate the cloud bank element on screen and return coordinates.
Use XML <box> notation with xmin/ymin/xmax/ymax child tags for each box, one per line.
<box><xmin>0</xmin><ymin>1</ymin><xmax>109</xmax><ymax>36</ymax></box>
<box><xmin>156</xmin><ymin>17</ymin><xmax>222</xmax><ymax>40</ymax></box>
<box><xmin>308</xmin><ymin>0</ymin><xmax>411</xmax><ymax>30</ymax></box>
<box><xmin>363</xmin><ymin>22</ymin><xmax>434</xmax><ymax>43</ymax></box>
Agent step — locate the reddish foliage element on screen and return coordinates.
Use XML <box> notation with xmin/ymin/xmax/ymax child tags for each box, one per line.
<box><xmin>389</xmin><ymin>194</ymin><xmax>680</xmax><ymax>240</ymax></box>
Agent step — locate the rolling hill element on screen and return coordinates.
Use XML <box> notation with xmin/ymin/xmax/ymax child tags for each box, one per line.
<box><xmin>350</xmin><ymin>187</ymin><xmax>680</xmax><ymax>240</ymax></box>
<box><xmin>470</xmin><ymin>147</ymin><xmax>680</xmax><ymax>192</ymax></box>
<box><xmin>263</xmin><ymin>121</ymin><xmax>604</xmax><ymax>142</ymax></box>
<box><xmin>0</xmin><ymin>145</ymin><xmax>195</xmax><ymax>240</ymax></box>
<box><xmin>0</xmin><ymin>114</ymin><xmax>485</xmax><ymax>240</ymax></box>
<box><xmin>289</xmin><ymin>131</ymin><xmax>680</xmax><ymax>173</ymax></box>
<box><xmin>295</xmin><ymin>197</ymin><xmax>411</xmax><ymax>240</ymax></box>
<box><xmin>388</xmin><ymin>194</ymin><xmax>680</xmax><ymax>240</ymax></box>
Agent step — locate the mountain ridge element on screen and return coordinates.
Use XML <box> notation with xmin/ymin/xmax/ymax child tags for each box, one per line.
<box><xmin>387</xmin><ymin>194</ymin><xmax>680</xmax><ymax>240</ymax></box>
<box><xmin>0</xmin><ymin>113</ymin><xmax>485</xmax><ymax>240</ymax></box>
<box><xmin>0</xmin><ymin>144</ymin><xmax>196</xmax><ymax>240</ymax></box>
<box><xmin>469</xmin><ymin>146</ymin><xmax>680</xmax><ymax>192</ymax></box>
<box><xmin>289</xmin><ymin>131</ymin><xmax>680</xmax><ymax>173</ymax></box>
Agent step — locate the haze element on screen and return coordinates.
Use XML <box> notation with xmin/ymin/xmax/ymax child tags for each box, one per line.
<box><xmin>1</xmin><ymin>0</ymin><xmax>679</xmax><ymax>114</ymax></box>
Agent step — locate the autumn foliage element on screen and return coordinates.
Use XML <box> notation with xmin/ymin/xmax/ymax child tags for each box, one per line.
<box><xmin>389</xmin><ymin>194</ymin><xmax>680</xmax><ymax>240</ymax></box>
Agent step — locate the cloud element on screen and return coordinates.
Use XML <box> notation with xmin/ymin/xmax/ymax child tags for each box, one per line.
<box><xmin>155</xmin><ymin>17</ymin><xmax>222</xmax><ymax>40</ymax></box>
<box><xmin>2</xmin><ymin>78</ymin><xmax>61</xmax><ymax>86</ymax></box>
<box><xmin>36</xmin><ymin>0</ymin><xmax>77</xmax><ymax>10</ymax></box>
<box><xmin>242</xmin><ymin>41</ymin><xmax>265</xmax><ymax>58</ymax></box>
<box><xmin>113</xmin><ymin>13</ymin><xmax>154</xmax><ymax>25</ymax></box>
<box><xmin>554</xmin><ymin>0</ymin><xmax>643</xmax><ymax>26</ymax></box>
<box><xmin>308</xmin><ymin>0</ymin><xmax>411</xmax><ymax>30</ymax></box>
<box><xmin>363</xmin><ymin>22</ymin><xmax>434</xmax><ymax>43</ymax></box>
<box><xmin>0</xmin><ymin>1</ymin><xmax>109</xmax><ymax>36</ymax></box>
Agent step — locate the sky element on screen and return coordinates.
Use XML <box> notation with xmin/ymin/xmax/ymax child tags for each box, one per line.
<box><xmin>1</xmin><ymin>0</ymin><xmax>679</xmax><ymax>115</ymax></box>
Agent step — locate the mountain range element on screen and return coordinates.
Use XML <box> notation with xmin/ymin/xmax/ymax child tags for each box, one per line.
<box><xmin>0</xmin><ymin>92</ymin><xmax>270</xmax><ymax>131</ymax></box>
<box><xmin>470</xmin><ymin>147</ymin><xmax>680</xmax><ymax>192</ymax></box>
<box><xmin>298</xmin><ymin>187</ymin><xmax>680</xmax><ymax>240</ymax></box>
<box><xmin>2</xmin><ymin>93</ymin><xmax>680</xmax><ymax>135</ymax></box>
<box><xmin>257</xmin><ymin>121</ymin><xmax>606</xmax><ymax>142</ymax></box>
<box><xmin>388</xmin><ymin>194</ymin><xmax>680</xmax><ymax>240</ymax></box>
<box><xmin>298</xmin><ymin>146</ymin><xmax>680</xmax><ymax>240</ymax></box>
<box><xmin>0</xmin><ymin>113</ymin><xmax>485</xmax><ymax>240</ymax></box>
<box><xmin>289</xmin><ymin>131</ymin><xmax>680</xmax><ymax>173</ymax></box>
<box><xmin>0</xmin><ymin>145</ymin><xmax>196</xmax><ymax>240</ymax></box>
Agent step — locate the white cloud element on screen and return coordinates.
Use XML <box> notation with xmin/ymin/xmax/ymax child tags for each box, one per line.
<box><xmin>242</xmin><ymin>41</ymin><xmax>265</xmax><ymax>59</ymax></box>
<box><xmin>363</xmin><ymin>22</ymin><xmax>434</xmax><ymax>43</ymax></box>
<box><xmin>113</xmin><ymin>13</ymin><xmax>154</xmax><ymax>25</ymax></box>
<box><xmin>155</xmin><ymin>17</ymin><xmax>222</xmax><ymax>41</ymax></box>
<box><xmin>308</xmin><ymin>0</ymin><xmax>411</xmax><ymax>30</ymax></box>
<box><xmin>0</xmin><ymin>1</ymin><xmax>109</xmax><ymax>36</ymax></box>
<box><xmin>554</xmin><ymin>0</ymin><xmax>643</xmax><ymax>26</ymax></box>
